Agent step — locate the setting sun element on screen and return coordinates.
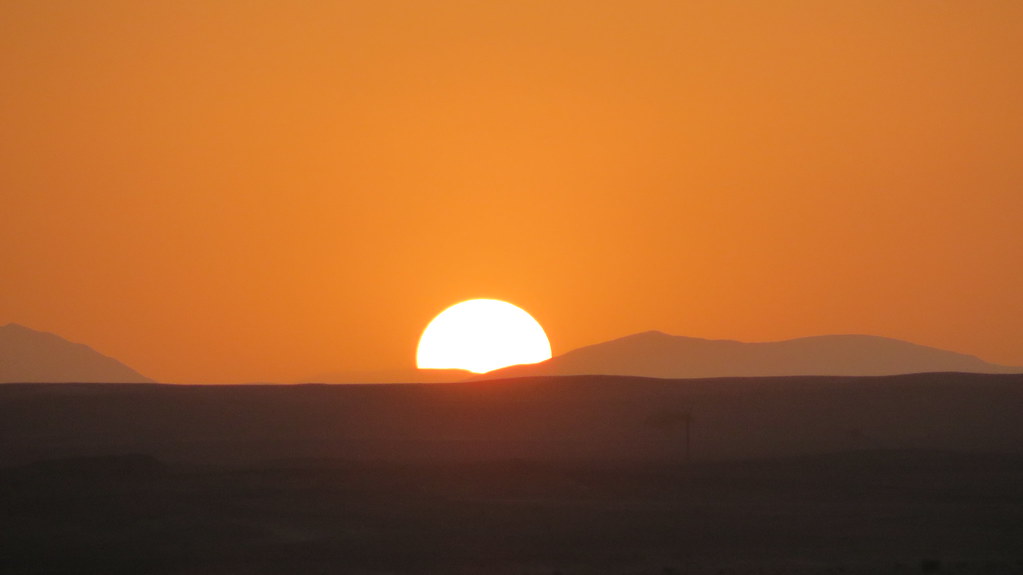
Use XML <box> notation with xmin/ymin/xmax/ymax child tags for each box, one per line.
<box><xmin>416</xmin><ymin>299</ymin><xmax>552</xmax><ymax>374</ymax></box>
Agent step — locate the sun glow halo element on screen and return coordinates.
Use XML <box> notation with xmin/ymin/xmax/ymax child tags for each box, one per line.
<box><xmin>416</xmin><ymin>299</ymin><xmax>552</xmax><ymax>374</ymax></box>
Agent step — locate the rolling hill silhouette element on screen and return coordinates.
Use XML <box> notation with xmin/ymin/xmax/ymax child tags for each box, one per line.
<box><xmin>2</xmin><ymin>373</ymin><xmax>1023</xmax><ymax>465</ymax></box>
<box><xmin>0</xmin><ymin>323</ymin><xmax>154</xmax><ymax>383</ymax></box>
<box><xmin>480</xmin><ymin>331</ymin><xmax>1021</xmax><ymax>380</ymax></box>
<box><xmin>4</xmin><ymin>373</ymin><xmax>1022</xmax><ymax>572</ymax></box>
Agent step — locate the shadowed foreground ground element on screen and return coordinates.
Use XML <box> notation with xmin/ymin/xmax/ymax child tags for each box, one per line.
<box><xmin>3</xmin><ymin>452</ymin><xmax>1023</xmax><ymax>574</ymax></box>
<box><xmin>2</xmin><ymin>374</ymin><xmax>1023</xmax><ymax>573</ymax></box>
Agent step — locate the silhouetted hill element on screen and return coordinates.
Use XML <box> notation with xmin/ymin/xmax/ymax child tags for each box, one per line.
<box><xmin>480</xmin><ymin>331</ymin><xmax>1021</xmax><ymax>379</ymax></box>
<box><xmin>0</xmin><ymin>323</ymin><xmax>154</xmax><ymax>383</ymax></box>
<box><xmin>3</xmin><ymin>376</ymin><xmax>1023</xmax><ymax>573</ymax></box>
<box><xmin>2</xmin><ymin>373</ymin><xmax>1022</xmax><ymax>466</ymax></box>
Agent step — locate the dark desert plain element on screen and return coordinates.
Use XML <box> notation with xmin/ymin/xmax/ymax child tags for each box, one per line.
<box><xmin>4</xmin><ymin>373</ymin><xmax>1023</xmax><ymax>574</ymax></box>
<box><xmin>4</xmin><ymin>1</ymin><xmax>1023</xmax><ymax>574</ymax></box>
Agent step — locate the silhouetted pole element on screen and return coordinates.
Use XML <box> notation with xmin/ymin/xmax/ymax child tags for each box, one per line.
<box><xmin>684</xmin><ymin>412</ymin><xmax>691</xmax><ymax>464</ymax></box>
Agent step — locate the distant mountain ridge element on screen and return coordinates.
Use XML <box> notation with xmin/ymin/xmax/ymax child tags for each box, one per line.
<box><xmin>480</xmin><ymin>331</ymin><xmax>1021</xmax><ymax>380</ymax></box>
<box><xmin>0</xmin><ymin>323</ymin><xmax>154</xmax><ymax>383</ymax></box>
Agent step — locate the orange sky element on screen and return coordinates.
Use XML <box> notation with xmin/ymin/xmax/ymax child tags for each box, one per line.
<box><xmin>2</xmin><ymin>1</ymin><xmax>1022</xmax><ymax>383</ymax></box>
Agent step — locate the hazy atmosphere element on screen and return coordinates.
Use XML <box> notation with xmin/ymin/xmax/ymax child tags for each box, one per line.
<box><xmin>3</xmin><ymin>1</ymin><xmax>1022</xmax><ymax>383</ymax></box>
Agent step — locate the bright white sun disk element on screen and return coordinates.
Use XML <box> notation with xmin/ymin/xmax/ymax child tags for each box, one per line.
<box><xmin>416</xmin><ymin>299</ymin><xmax>552</xmax><ymax>373</ymax></box>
